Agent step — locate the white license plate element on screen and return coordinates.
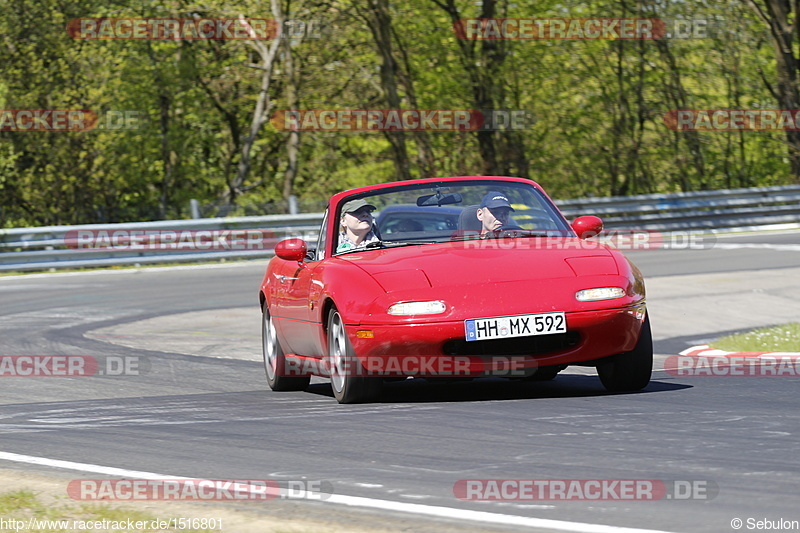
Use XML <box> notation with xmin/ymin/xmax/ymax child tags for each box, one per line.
<box><xmin>465</xmin><ymin>312</ymin><xmax>566</xmax><ymax>341</ymax></box>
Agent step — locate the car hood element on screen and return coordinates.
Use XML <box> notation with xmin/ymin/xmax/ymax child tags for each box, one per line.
<box><xmin>339</xmin><ymin>238</ymin><xmax>618</xmax><ymax>292</ymax></box>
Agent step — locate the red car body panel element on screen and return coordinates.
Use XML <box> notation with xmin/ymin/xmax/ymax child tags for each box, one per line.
<box><xmin>259</xmin><ymin>176</ymin><xmax>647</xmax><ymax>378</ymax></box>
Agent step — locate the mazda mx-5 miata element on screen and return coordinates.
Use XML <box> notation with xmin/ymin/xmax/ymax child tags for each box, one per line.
<box><xmin>259</xmin><ymin>176</ymin><xmax>652</xmax><ymax>403</ymax></box>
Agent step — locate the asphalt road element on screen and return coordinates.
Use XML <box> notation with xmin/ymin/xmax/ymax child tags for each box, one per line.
<box><xmin>0</xmin><ymin>230</ymin><xmax>798</xmax><ymax>533</ymax></box>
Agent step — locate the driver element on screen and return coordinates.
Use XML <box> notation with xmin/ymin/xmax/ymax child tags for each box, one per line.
<box><xmin>476</xmin><ymin>191</ymin><xmax>515</xmax><ymax>235</ymax></box>
<box><xmin>337</xmin><ymin>198</ymin><xmax>380</xmax><ymax>253</ymax></box>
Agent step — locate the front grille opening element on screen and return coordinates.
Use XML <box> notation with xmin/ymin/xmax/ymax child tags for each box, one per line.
<box><xmin>443</xmin><ymin>331</ymin><xmax>581</xmax><ymax>357</ymax></box>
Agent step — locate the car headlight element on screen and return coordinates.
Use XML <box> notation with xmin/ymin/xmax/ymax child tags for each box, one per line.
<box><xmin>575</xmin><ymin>287</ymin><xmax>626</xmax><ymax>302</ymax></box>
<box><xmin>387</xmin><ymin>301</ymin><xmax>447</xmax><ymax>315</ymax></box>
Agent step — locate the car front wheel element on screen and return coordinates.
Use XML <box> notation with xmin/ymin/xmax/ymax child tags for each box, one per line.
<box><xmin>263</xmin><ymin>303</ymin><xmax>310</xmax><ymax>391</ymax></box>
<box><xmin>597</xmin><ymin>314</ymin><xmax>653</xmax><ymax>393</ymax></box>
<box><xmin>327</xmin><ymin>308</ymin><xmax>381</xmax><ymax>404</ymax></box>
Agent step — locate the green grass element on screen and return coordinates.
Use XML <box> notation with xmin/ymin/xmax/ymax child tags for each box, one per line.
<box><xmin>0</xmin><ymin>490</ymin><xmax>216</xmax><ymax>532</ymax></box>
<box><xmin>711</xmin><ymin>323</ymin><xmax>800</xmax><ymax>352</ymax></box>
<box><xmin>0</xmin><ymin>490</ymin><xmax>46</xmax><ymax>514</ymax></box>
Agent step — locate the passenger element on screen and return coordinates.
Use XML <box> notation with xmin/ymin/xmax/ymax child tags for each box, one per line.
<box><xmin>337</xmin><ymin>198</ymin><xmax>380</xmax><ymax>253</ymax></box>
<box><xmin>476</xmin><ymin>191</ymin><xmax>515</xmax><ymax>235</ymax></box>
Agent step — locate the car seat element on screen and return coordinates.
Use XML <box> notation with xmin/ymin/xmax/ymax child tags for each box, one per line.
<box><xmin>458</xmin><ymin>205</ymin><xmax>482</xmax><ymax>232</ymax></box>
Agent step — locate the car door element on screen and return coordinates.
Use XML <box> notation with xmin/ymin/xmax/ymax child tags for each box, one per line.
<box><xmin>275</xmin><ymin>210</ymin><xmax>329</xmax><ymax>356</ymax></box>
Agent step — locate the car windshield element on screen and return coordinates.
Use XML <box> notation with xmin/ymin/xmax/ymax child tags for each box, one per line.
<box><xmin>334</xmin><ymin>180</ymin><xmax>572</xmax><ymax>254</ymax></box>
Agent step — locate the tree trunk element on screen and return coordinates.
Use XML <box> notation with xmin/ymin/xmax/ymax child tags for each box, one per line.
<box><xmin>746</xmin><ymin>0</ymin><xmax>800</xmax><ymax>181</ymax></box>
<box><xmin>282</xmin><ymin>12</ymin><xmax>301</xmax><ymax>204</ymax></box>
<box><xmin>227</xmin><ymin>0</ymin><xmax>284</xmax><ymax>203</ymax></box>
<box><xmin>392</xmin><ymin>23</ymin><xmax>436</xmax><ymax>177</ymax></box>
<box><xmin>158</xmin><ymin>93</ymin><xmax>173</xmax><ymax>219</ymax></box>
<box><xmin>365</xmin><ymin>0</ymin><xmax>412</xmax><ymax>180</ymax></box>
<box><xmin>432</xmin><ymin>0</ymin><xmax>503</xmax><ymax>175</ymax></box>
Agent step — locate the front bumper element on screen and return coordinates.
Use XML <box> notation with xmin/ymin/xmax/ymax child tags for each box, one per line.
<box><xmin>346</xmin><ymin>304</ymin><xmax>647</xmax><ymax>377</ymax></box>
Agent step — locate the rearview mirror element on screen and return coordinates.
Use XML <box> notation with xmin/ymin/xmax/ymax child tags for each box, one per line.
<box><xmin>572</xmin><ymin>216</ymin><xmax>604</xmax><ymax>239</ymax></box>
<box><xmin>417</xmin><ymin>192</ymin><xmax>463</xmax><ymax>207</ymax></box>
<box><xmin>274</xmin><ymin>238</ymin><xmax>307</xmax><ymax>262</ymax></box>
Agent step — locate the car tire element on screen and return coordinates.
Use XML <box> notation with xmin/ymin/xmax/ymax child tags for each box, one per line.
<box><xmin>597</xmin><ymin>314</ymin><xmax>653</xmax><ymax>392</ymax></box>
<box><xmin>327</xmin><ymin>308</ymin><xmax>382</xmax><ymax>404</ymax></box>
<box><xmin>262</xmin><ymin>303</ymin><xmax>310</xmax><ymax>392</ymax></box>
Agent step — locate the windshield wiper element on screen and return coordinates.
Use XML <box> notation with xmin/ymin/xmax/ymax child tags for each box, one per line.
<box><xmin>336</xmin><ymin>240</ymin><xmax>435</xmax><ymax>255</ymax></box>
<box><xmin>364</xmin><ymin>240</ymin><xmax>436</xmax><ymax>248</ymax></box>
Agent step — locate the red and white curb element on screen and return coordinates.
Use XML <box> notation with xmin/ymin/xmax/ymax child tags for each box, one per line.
<box><xmin>679</xmin><ymin>344</ymin><xmax>800</xmax><ymax>358</ymax></box>
<box><xmin>665</xmin><ymin>345</ymin><xmax>800</xmax><ymax>376</ymax></box>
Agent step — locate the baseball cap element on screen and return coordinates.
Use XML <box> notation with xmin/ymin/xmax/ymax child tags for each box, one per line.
<box><xmin>480</xmin><ymin>191</ymin><xmax>514</xmax><ymax>211</ymax></box>
<box><xmin>341</xmin><ymin>198</ymin><xmax>377</xmax><ymax>214</ymax></box>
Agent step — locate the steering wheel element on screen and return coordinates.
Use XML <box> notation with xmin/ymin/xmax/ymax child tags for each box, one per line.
<box><xmin>499</xmin><ymin>224</ymin><xmax>524</xmax><ymax>231</ymax></box>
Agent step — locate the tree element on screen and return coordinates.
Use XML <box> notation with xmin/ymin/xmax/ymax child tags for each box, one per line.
<box><xmin>743</xmin><ymin>0</ymin><xmax>800</xmax><ymax>182</ymax></box>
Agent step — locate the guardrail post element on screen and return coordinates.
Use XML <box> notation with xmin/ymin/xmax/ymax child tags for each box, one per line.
<box><xmin>190</xmin><ymin>199</ymin><xmax>200</xmax><ymax>219</ymax></box>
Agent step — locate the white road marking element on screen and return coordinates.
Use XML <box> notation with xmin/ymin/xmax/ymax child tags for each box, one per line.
<box><xmin>0</xmin><ymin>450</ymin><xmax>679</xmax><ymax>533</ymax></box>
<box><xmin>712</xmin><ymin>243</ymin><xmax>800</xmax><ymax>252</ymax></box>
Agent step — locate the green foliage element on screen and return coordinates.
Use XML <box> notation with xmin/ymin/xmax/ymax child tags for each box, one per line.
<box><xmin>0</xmin><ymin>0</ymin><xmax>797</xmax><ymax>227</ymax></box>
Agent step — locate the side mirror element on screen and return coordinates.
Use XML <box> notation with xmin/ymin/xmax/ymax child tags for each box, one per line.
<box><xmin>571</xmin><ymin>216</ymin><xmax>604</xmax><ymax>239</ymax></box>
<box><xmin>274</xmin><ymin>238</ymin><xmax>307</xmax><ymax>262</ymax></box>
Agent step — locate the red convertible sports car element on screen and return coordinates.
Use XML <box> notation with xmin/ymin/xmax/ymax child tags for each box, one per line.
<box><xmin>259</xmin><ymin>176</ymin><xmax>651</xmax><ymax>403</ymax></box>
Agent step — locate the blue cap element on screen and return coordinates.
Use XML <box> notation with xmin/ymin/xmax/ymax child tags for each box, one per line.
<box><xmin>480</xmin><ymin>191</ymin><xmax>514</xmax><ymax>211</ymax></box>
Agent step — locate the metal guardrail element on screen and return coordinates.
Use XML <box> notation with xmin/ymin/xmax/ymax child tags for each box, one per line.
<box><xmin>0</xmin><ymin>214</ymin><xmax>323</xmax><ymax>272</ymax></box>
<box><xmin>555</xmin><ymin>184</ymin><xmax>800</xmax><ymax>230</ymax></box>
<box><xmin>1</xmin><ymin>184</ymin><xmax>799</xmax><ymax>272</ymax></box>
